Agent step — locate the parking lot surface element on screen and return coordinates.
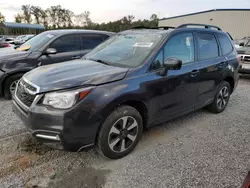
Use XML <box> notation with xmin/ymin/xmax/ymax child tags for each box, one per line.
<box><xmin>1</xmin><ymin>77</ymin><xmax>250</xmax><ymax>188</ymax></box>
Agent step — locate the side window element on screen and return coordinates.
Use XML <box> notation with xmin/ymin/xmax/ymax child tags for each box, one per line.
<box><xmin>81</xmin><ymin>35</ymin><xmax>106</xmax><ymax>50</ymax></box>
<box><xmin>49</xmin><ymin>35</ymin><xmax>80</xmax><ymax>53</ymax></box>
<box><xmin>197</xmin><ymin>33</ymin><xmax>219</xmax><ymax>60</ymax></box>
<box><xmin>150</xmin><ymin>50</ymin><xmax>163</xmax><ymax>70</ymax></box>
<box><xmin>217</xmin><ymin>34</ymin><xmax>233</xmax><ymax>55</ymax></box>
<box><xmin>164</xmin><ymin>33</ymin><xmax>194</xmax><ymax>64</ymax></box>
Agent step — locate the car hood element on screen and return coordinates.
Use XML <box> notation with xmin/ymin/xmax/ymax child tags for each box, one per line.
<box><xmin>237</xmin><ymin>47</ymin><xmax>250</xmax><ymax>54</ymax></box>
<box><xmin>24</xmin><ymin>59</ymin><xmax>129</xmax><ymax>93</ymax></box>
<box><xmin>0</xmin><ymin>48</ymin><xmax>31</xmax><ymax>60</ymax></box>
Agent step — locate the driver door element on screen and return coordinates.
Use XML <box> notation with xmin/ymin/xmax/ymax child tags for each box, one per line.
<box><xmin>40</xmin><ymin>34</ymin><xmax>81</xmax><ymax>66</ymax></box>
<box><xmin>147</xmin><ymin>32</ymin><xmax>200</xmax><ymax>123</ymax></box>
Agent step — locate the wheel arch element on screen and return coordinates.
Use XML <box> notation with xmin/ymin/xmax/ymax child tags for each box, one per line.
<box><xmin>224</xmin><ymin>76</ymin><xmax>234</xmax><ymax>93</ymax></box>
<box><xmin>95</xmin><ymin>97</ymin><xmax>149</xmax><ymax>143</ymax></box>
<box><xmin>1</xmin><ymin>70</ymin><xmax>30</xmax><ymax>95</ymax></box>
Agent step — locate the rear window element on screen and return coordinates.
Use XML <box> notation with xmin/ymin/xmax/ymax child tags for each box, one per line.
<box><xmin>217</xmin><ymin>34</ymin><xmax>233</xmax><ymax>55</ymax></box>
<box><xmin>197</xmin><ymin>33</ymin><xmax>219</xmax><ymax>60</ymax></box>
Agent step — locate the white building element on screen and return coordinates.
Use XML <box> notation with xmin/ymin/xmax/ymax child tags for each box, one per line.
<box><xmin>158</xmin><ymin>9</ymin><xmax>250</xmax><ymax>39</ymax></box>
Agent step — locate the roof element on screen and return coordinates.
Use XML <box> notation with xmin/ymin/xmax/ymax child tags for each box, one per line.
<box><xmin>120</xmin><ymin>29</ymin><xmax>173</xmax><ymax>35</ymax></box>
<box><xmin>43</xmin><ymin>29</ymin><xmax>115</xmax><ymax>36</ymax></box>
<box><xmin>2</xmin><ymin>22</ymin><xmax>45</xmax><ymax>30</ymax></box>
<box><xmin>160</xmin><ymin>9</ymin><xmax>250</xmax><ymax>21</ymax></box>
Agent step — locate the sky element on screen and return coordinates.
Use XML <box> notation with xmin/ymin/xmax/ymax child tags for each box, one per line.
<box><xmin>1</xmin><ymin>0</ymin><xmax>250</xmax><ymax>23</ymax></box>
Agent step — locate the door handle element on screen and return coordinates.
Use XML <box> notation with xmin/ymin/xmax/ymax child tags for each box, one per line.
<box><xmin>190</xmin><ymin>69</ymin><xmax>199</xmax><ymax>77</ymax></box>
<box><xmin>72</xmin><ymin>56</ymin><xmax>81</xmax><ymax>60</ymax></box>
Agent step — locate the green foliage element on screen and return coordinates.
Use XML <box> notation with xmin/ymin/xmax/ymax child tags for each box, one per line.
<box><xmin>0</xmin><ymin>12</ymin><xmax>5</xmax><ymax>23</ymax></box>
<box><xmin>14</xmin><ymin>13</ymin><xmax>24</xmax><ymax>23</ymax></box>
<box><xmin>13</xmin><ymin>5</ymin><xmax>159</xmax><ymax>32</ymax></box>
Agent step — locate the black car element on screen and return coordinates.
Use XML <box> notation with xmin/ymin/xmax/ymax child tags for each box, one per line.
<box><xmin>0</xmin><ymin>30</ymin><xmax>114</xmax><ymax>99</ymax></box>
<box><xmin>12</xmin><ymin>24</ymin><xmax>239</xmax><ymax>159</ymax></box>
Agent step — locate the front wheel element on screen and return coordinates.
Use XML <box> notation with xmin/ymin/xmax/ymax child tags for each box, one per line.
<box><xmin>4</xmin><ymin>74</ymin><xmax>23</xmax><ymax>99</ymax></box>
<box><xmin>97</xmin><ymin>105</ymin><xmax>143</xmax><ymax>159</ymax></box>
<box><xmin>207</xmin><ymin>81</ymin><xmax>231</xmax><ymax>113</ymax></box>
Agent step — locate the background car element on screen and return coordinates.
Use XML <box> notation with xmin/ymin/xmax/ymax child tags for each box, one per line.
<box><xmin>0</xmin><ymin>42</ymin><xmax>11</xmax><ymax>48</ymax></box>
<box><xmin>0</xmin><ymin>30</ymin><xmax>115</xmax><ymax>99</ymax></box>
<box><xmin>4</xmin><ymin>37</ymin><xmax>15</xmax><ymax>44</ymax></box>
<box><xmin>237</xmin><ymin>37</ymin><xmax>250</xmax><ymax>74</ymax></box>
<box><xmin>14</xmin><ymin>35</ymin><xmax>35</xmax><ymax>45</ymax></box>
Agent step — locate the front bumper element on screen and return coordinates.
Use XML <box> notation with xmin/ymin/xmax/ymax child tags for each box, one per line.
<box><xmin>12</xmin><ymin>94</ymin><xmax>96</xmax><ymax>151</ymax></box>
<box><xmin>238</xmin><ymin>54</ymin><xmax>250</xmax><ymax>74</ymax></box>
<box><xmin>239</xmin><ymin>66</ymin><xmax>250</xmax><ymax>74</ymax></box>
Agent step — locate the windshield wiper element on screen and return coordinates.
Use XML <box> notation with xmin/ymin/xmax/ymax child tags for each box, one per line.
<box><xmin>88</xmin><ymin>58</ymin><xmax>110</xmax><ymax>65</ymax></box>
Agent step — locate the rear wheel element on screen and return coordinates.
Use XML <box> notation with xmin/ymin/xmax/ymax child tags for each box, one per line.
<box><xmin>207</xmin><ymin>81</ymin><xmax>231</xmax><ymax>113</ymax></box>
<box><xmin>97</xmin><ymin>105</ymin><xmax>143</xmax><ymax>159</ymax></box>
<box><xmin>4</xmin><ymin>74</ymin><xmax>23</xmax><ymax>99</ymax></box>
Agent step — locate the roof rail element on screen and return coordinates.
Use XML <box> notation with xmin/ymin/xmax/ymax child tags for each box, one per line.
<box><xmin>151</xmin><ymin>26</ymin><xmax>175</xmax><ymax>30</ymax></box>
<box><xmin>177</xmin><ymin>23</ymin><xmax>222</xmax><ymax>31</ymax></box>
<box><xmin>130</xmin><ymin>26</ymin><xmax>152</xmax><ymax>29</ymax></box>
<box><xmin>131</xmin><ymin>26</ymin><xmax>175</xmax><ymax>30</ymax></box>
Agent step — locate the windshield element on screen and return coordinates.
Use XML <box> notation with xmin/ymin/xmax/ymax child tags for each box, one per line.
<box><xmin>17</xmin><ymin>32</ymin><xmax>55</xmax><ymax>52</ymax></box>
<box><xmin>245</xmin><ymin>40</ymin><xmax>250</xmax><ymax>47</ymax></box>
<box><xmin>85</xmin><ymin>33</ymin><xmax>164</xmax><ymax>67</ymax></box>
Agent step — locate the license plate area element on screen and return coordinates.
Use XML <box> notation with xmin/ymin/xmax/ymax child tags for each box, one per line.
<box><xmin>242</xmin><ymin>64</ymin><xmax>250</xmax><ymax>69</ymax></box>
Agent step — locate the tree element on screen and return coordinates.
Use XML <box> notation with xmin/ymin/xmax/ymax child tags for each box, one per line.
<box><xmin>31</xmin><ymin>6</ymin><xmax>43</xmax><ymax>24</ymax></box>
<box><xmin>0</xmin><ymin>12</ymin><xmax>5</xmax><ymax>23</ymax></box>
<box><xmin>83</xmin><ymin>11</ymin><xmax>92</xmax><ymax>26</ymax></box>
<box><xmin>14</xmin><ymin>14</ymin><xmax>24</xmax><ymax>23</ymax></box>
<box><xmin>21</xmin><ymin>5</ymin><xmax>32</xmax><ymax>23</ymax></box>
<box><xmin>40</xmin><ymin>9</ymin><xmax>49</xmax><ymax>28</ymax></box>
<box><xmin>74</xmin><ymin>13</ymin><xmax>85</xmax><ymax>26</ymax></box>
<box><xmin>149</xmin><ymin>14</ymin><xmax>159</xmax><ymax>27</ymax></box>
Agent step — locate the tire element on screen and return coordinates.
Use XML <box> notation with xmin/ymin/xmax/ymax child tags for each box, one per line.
<box><xmin>97</xmin><ymin>105</ymin><xmax>143</xmax><ymax>159</ymax></box>
<box><xmin>4</xmin><ymin>73</ymin><xmax>23</xmax><ymax>99</ymax></box>
<box><xmin>207</xmin><ymin>81</ymin><xmax>231</xmax><ymax>114</ymax></box>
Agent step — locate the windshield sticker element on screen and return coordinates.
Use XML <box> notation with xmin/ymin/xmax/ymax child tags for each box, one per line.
<box><xmin>16</xmin><ymin>45</ymin><xmax>31</xmax><ymax>51</ymax></box>
<box><xmin>133</xmin><ymin>42</ymin><xmax>153</xmax><ymax>48</ymax></box>
<box><xmin>46</xmin><ymin>34</ymin><xmax>54</xmax><ymax>38</ymax></box>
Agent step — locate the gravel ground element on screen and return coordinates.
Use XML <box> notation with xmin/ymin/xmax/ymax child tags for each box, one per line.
<box><xmin>1</xmin><ymin>77</ymin><xmax>250</xmax><ymax>188</ymax></box>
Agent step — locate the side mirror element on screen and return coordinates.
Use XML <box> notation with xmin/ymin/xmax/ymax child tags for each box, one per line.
<box><xmin>159</xmin><ymin>58</ymin><xmax>182</xmax><ymax>76</ymax></box>
<box><xmin>163</xmin><ymin>57</ymin><xmax>182</xmax><ymax>70</ymax></box>
<box><xmin>239</xmin><ymin>42</ymin><xmax>245</xmax><ymax>47</ymax></box>
<box><xmin>46</xmin><ymin>48</ymin><xmax>57</xmax><ymax>55</ymax></box>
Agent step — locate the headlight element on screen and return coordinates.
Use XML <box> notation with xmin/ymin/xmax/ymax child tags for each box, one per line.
<box><xmin>42</xmin><ymin>87</ymin><xmax>94</xmax><ymax>109</ymax></box>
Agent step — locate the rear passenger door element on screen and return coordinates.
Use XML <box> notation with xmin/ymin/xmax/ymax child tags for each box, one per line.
<box><xmin>80</xmin><ymin>34</ymin><xmax>109</xmax><ymax>56</ymax></box>
<box><xmin>40</xmin><ymin>34</ymin><xmax>81</xmax><ymax>65</ymax></box>
<box><xmin>195</xmin><ymin>32</ymin><xmax>226</xmax><ymax>109</ymax></box>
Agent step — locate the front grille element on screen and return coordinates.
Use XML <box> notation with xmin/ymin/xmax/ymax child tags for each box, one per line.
<box><xmin>16</xmin><ymin>79</ymin><xmax>37</xmax><ymax>107</ymax></box>
<box><xmin>244</xmin><ymin>55</ymin><xmax>250</xmax><ymax>62</ymax></box>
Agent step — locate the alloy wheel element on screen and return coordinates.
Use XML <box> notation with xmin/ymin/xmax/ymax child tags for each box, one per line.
<box><xmin>108</xmin><ymin>116</ymin><xmax>139</xmax><ymax>153</ymax></box>
<box><xmin>10</xmin><ymin>80</ymin><xmax>19</xmax><ymax>95</ymax></box>
<box><xmin>217</xmin><ymin>86</ymin><xmax>229</xmax><ymax>109</ymax></box>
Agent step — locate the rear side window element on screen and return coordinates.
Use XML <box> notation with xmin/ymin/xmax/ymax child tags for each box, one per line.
<box><xmin>81</xmin><ymin>35</ymin><xmax>107</xmax><ymax>50</ymax></box>
<box><xmin>50</xmin><ymin>35</ymin><xmax>80</xmax><ymax>53</ymax></box>
<box><xmin>197</xmin><ymin>33</ymin><xmax>219</xmax><ymax>60</ymax></box>
<box><xmin>217</xmin><ymin>34</ymin><xmax>233</xmax><ymax>55</ymax></box>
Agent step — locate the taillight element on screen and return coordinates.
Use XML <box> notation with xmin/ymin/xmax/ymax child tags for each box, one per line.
<box><xmin>3</xmin><ymin>43</ymin><xmax>10</xmax><ymax>47</ymax></box>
